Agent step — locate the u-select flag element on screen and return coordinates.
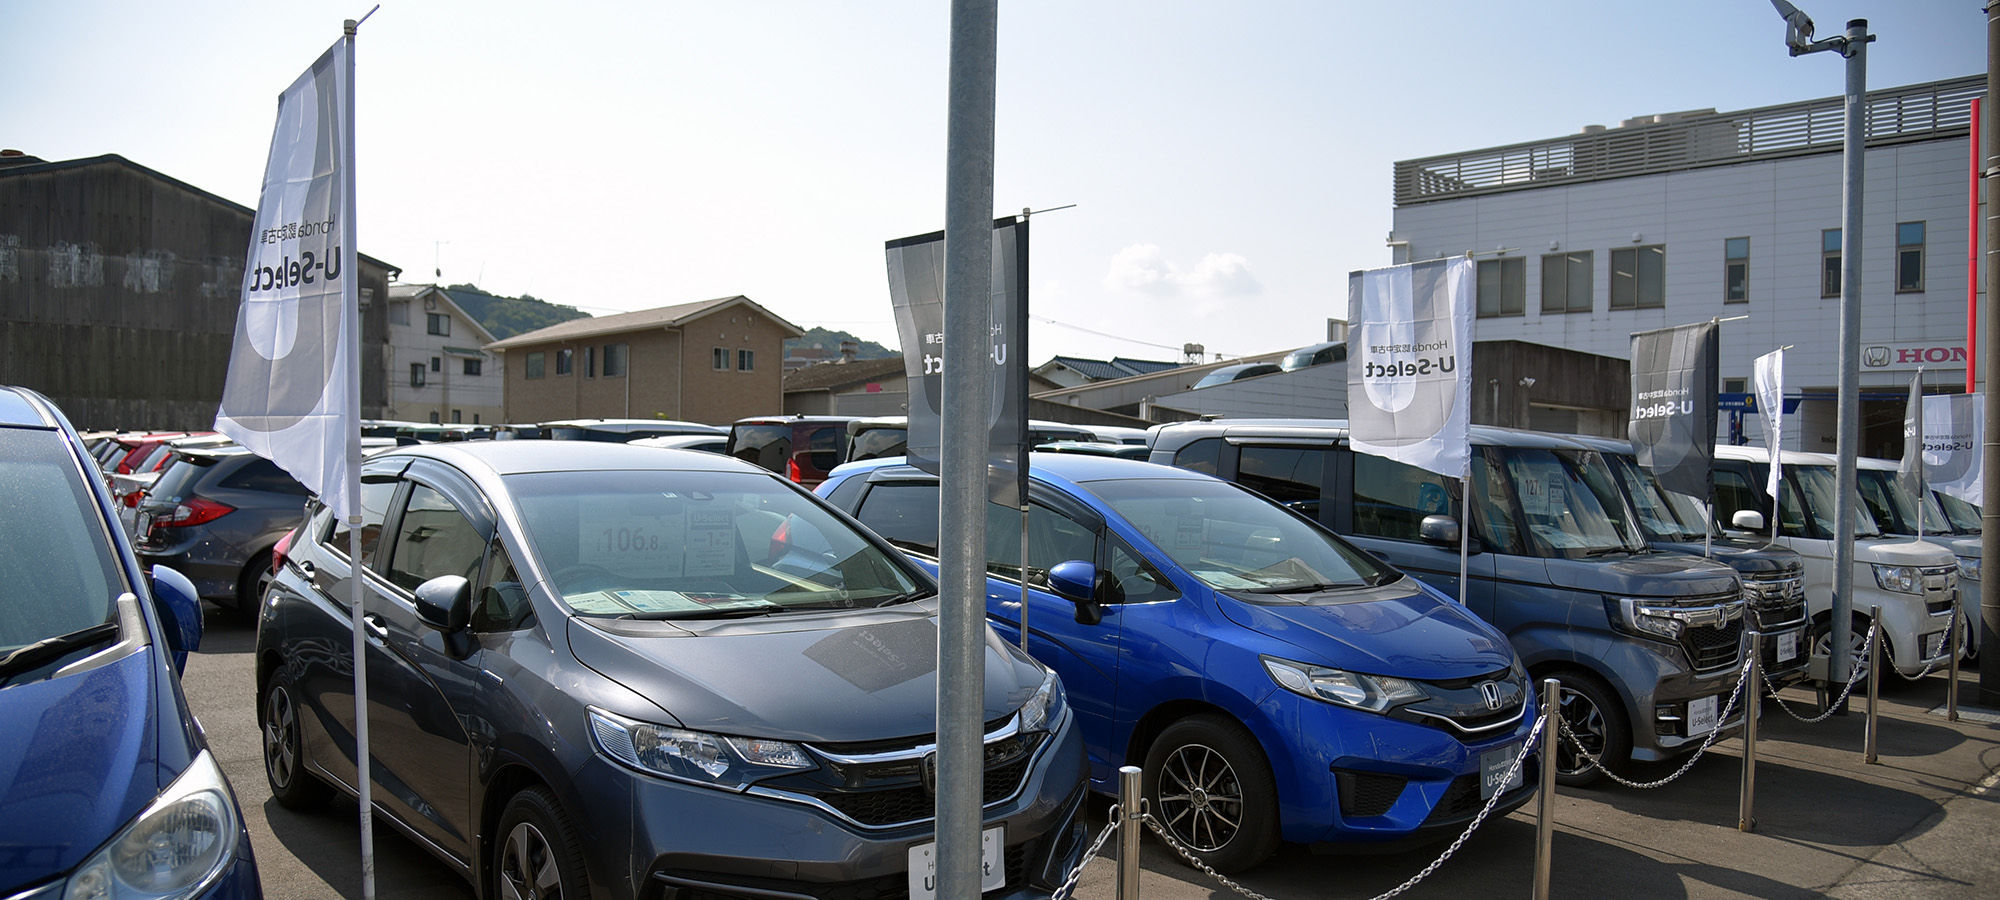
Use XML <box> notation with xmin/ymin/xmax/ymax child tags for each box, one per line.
<box><xmin>1629</xmin><ymin>321</ymin><xmax>1719</xmax><ymax>499</ymax></box>
<box><xmin>1346</xmin><ymin>257</ymin><xmax>1474</xmax><ymax>479</ymax></box>
<box><xmin>214</xmin><ymin>38</ymin><xmax>359</xmax><ymax>520</ymax></box>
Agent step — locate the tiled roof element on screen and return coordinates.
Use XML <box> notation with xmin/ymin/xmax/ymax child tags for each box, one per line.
<box><xmin>784</xmin><ymin>356</ymin><xmax>906</xmax><ymax>393</ymax></box>
<box><xmin>486</xmin><ymin>295</ymin><xmax>803</xmax><ymax>349</ymax></box>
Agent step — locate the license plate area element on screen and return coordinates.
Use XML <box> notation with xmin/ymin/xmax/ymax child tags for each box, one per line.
<box><xmin>1688</xmin><ymin>695</ymin><xmax>1719</xmax><ymax>736</ymax></box>
<box><xmin>1480</xmin><ymin>744</ymin><xmax>1524</xmax><ymax>799</ymax></box>
<box><xmin>1776</xmin><ymin>630</ymin><xmax>1799</xmax><ymax>663</ymax></box>
<box><xmin>909</xmin><ymin>825</ymin><xmax>1004</xmax><ymax>900</ymax></box>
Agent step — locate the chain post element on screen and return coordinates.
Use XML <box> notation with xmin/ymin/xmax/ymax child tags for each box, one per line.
<box><xmin>1948</xmin><ymin>605</ymin><xmax>1962</xmax><ymax>723</ymax></box>
<box><xmin>1533</xmin><ymin>678</ymin><xmax>1558</xmax><ymax>900</ymax></box>
<box><xmin>1739</xmin><ymin>631</ymin><xmax>1761</xmax><ymax>832</ymax></box>
<box><xmin>1865</xmin><ymin>605</ymin><xmax>1881</xmax><ymax>765</ymax></box>
<box><xmin>1117</xmin><ymin>765</ymin><xmax>1142</xmax><ymax>900</ymax></box>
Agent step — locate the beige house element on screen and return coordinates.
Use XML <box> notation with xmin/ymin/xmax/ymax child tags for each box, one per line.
<box><xmin>486</xmin><ymin>295</ymin><xmax>803</xmax><ymax>426</ymax></box>
<box><xmin>384</xmin><ymin>284</ymin><xmax>503</xmax><ymax>425</ymax></box>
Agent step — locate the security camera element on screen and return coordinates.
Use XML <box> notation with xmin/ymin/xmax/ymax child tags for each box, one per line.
<box><xmin>1770</xmin><ymin>0</ymin><xmax>1815</xmax><ymax>52</ymax></box>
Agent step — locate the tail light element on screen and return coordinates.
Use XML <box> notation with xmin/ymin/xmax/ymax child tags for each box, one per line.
<box><xmin>159</xmin><ymin>497</ymin><xmax>235</xmax><ymax>528</ymax></box>
<box><xmin>272</xmin><ymin>527</ymin><xmax>298</xmax><ymax>574</ymax></box>
<box><xmin>787</xmin><ymin>457</ymin><xmax>803</xmax><ymax>484</ymax></box>
<box><xmin>122</xmin><ymin>489</ymin><xmax>145</xmax><ymax>508</ymax></box>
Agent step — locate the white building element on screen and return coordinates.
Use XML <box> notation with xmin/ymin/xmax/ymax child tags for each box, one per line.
<box><xmin>384</xmin><ymin>284</ymin><xmax>503</xmax><ymax>425</ymax></box>
<box><xmin>1388</xmin><ymin>75</ymin><xmax>1981</xmax><ymax>456</ymax></box>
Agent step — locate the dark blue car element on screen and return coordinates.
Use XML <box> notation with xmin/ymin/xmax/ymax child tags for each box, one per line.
<box><xmin>0</xmin><ymin>386</ymin><xmax>261</xmax><ymax>900</ymax></box>
<box><xmin>820</xmin><ymin>453</ymin><xmax>1538</xmax><ymax>872</ymax></box>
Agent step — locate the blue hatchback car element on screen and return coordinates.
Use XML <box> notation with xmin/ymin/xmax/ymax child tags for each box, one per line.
<box><xmin>0</xmin><ymin>386</ymin><xmax>261</xmax><ymax>900</ymax></box>
<box><xmin>820</xmin><ymin>453</ymin><xmax>1539</xmax><ymax>872</ymax></box>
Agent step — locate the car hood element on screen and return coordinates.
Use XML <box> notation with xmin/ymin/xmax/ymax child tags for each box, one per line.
<box><xmin>1855</xmin><ymin>537</ymin><xmax>1959</xmax><ymax>567</ymax></box>
<box><xmin>1649</xmin><ymin>538</ymin><xmax>1802</xmax><ymax>576</ymax></box>
<box><xmin>567</xmin><ymin>599</ymin><xmax>1046</xmax><ymax>743</ymax></box>
<box><xmin>1213</xmin><ymin>578</ymin><xmax>1516</xmax><ymax>681</ymax></box>
<box><xmin>1543</xmin><ymin>554</ymin><xmax>1739</xmax><ymax>598</ymax></box>
<box><xmin>0</xmin><ymin>649</ymin><xmax>163</xmax><ymax>890</ymax></box>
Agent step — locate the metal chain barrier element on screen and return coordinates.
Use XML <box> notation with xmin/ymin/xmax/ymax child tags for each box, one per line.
<box><xmin>1892</xmin><ymin>609</ymin><xmax>1954</xmax><ymax>682</ymax></box>
<box><xmin>1760</xmin><ymin>620</ymin><xmax>1879</xmax><ymax>723</ymax></box>
<box><xmin>1560</xmin><ymin>653</ymin><xmax>1753</xmax><ymax>790</ymax></box>
<box><xmin>1136</xmin><ymin>710</ymin><xmax>1551</xmax><ymax>900</ymax></box>
<box><xmin>1049</xmin><ymin>803</ymin><xmax>1123</xmax><ymax>900</ymax></box>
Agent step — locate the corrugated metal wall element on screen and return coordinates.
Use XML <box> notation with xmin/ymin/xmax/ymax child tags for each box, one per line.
<box><xmin>0</xmin><ymin>157</ymin><xmax>392</xmax><ymax>430</ymax></box>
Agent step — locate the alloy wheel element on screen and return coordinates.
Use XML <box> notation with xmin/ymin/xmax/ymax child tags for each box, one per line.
<box><xmin>1155</xmin><ymin>742</ymin><xmax>1245</xmax><ymax>853</ymax></box>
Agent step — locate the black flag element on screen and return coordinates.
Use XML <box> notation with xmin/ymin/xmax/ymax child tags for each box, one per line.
<box><xmin>1629</xmin><ymin>321</ymin><xmax>1719</xmax><ymax>498</ymax></box>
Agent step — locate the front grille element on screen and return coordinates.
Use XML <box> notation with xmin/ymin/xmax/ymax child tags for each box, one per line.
<box><xmin>1418</xmin><ymin>770</ymin><xmax>1534</xmax><ymax>827</ymax></box>
<box><xmin>1683</xmin><ymin>618</ymin><xmax>1745</xmax><ymax>671</ymax></box>
<box><xmin>1921</xmin><ymin>565</ymin><xmax>1959</xmax><ymax>615</ymax></box>
<box><xmin>1334</xmin><ymin>769</ymin><xmax>1407</xmax><ymax>818</ymax></box>
<box><xmin>1388</xmin><ymin>669</ymin><xmax>1528</xmax><ymax>737</ymax></box>
<box><xmin>758</xmin><ymin>720</ymin><xmax>1044</xmax><ymax>829</ymax></box>
<box><xmin>1743</xmin><ymin>572</ymin><xmax>1806</xmax><ymax>628</ymax></box>
<box><xmin>660</xmin><ymin>840</ymin><xmax>1034</xmax><ymax>900</ymax></box>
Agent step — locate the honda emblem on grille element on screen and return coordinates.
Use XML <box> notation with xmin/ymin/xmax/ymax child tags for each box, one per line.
<box><xmin>921</xmin><ymin>751</ymin><xmax>938</xmax><ymax>797</ymax></box>
<box><xmin>1480</xmin><ymin>682</ymin><xmax>1503</xmax><ymax>710</ymax></box>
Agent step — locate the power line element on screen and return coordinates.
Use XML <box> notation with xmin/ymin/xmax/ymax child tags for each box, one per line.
<box><xmin>1029</xmin><ymin>314</ymin><xmax>1232</xmax><ymax>358</ymax></box>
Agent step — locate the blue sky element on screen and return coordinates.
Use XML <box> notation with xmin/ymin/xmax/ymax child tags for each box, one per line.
<box><xmin>4</xmin><ymin>1</ymin><xmax>1985</xmax><ymax>364</ymax></box>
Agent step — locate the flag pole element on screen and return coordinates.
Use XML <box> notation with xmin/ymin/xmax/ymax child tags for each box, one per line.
<box><xmin>343</xmin><ymin>13</ymin><xmax>375</xmax><ymax>900</ymax></box>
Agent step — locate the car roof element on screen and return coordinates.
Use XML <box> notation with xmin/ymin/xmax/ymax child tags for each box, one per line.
<box><xmin>836</xmin><ymin>450</ymin><xmax>1213</xmax><ymax>489</ymax></box>
<box><xmin>371</xmin><ymin>438</ymin><xmax>769</xmax><ymax>478</ymax></box>
<box><xmin>1149</xmin><ymin>417</ymin><xmax>1599</xmax><ymax>450</ymax></box>
<box><xmin>732</xmin><ymin>415</ymin><xmax>860</xmax><ymax>425</ymax></box>
<box><xmin>0</xmin><ymin>385</ymin><xmax>61</xmax><ymax>428</ymax></box>
<box><xmin>537</xmin><ymin>418</ymin><xmax>727</xmax><ymax>434</ymax></box>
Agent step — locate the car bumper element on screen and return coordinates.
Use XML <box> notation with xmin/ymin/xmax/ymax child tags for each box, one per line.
<box><xmin>1254</xmin><ymin>689</ymin><xmax>1540</xmax><ymax>846</ymax></box>
<box><xmin>572</xmin><ymin>711</ymin><xmax>1089</xmax><ymax>900</ymax></box>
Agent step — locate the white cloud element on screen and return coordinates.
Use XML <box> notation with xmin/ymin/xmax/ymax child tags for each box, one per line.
<box><xmin>1101</xmin><ymin>244</ymin><xmax>1263</xmax><ymax>304</ymax></box>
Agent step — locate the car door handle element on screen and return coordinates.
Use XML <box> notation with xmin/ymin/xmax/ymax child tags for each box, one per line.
<box><xmin>362</xmin><ymin>613</ymin><xmax>389</xmax><ymax>638</ymax></box>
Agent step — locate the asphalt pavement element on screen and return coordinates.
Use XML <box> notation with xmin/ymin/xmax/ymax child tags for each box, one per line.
<box><xmin>183</xmin><ymin>607</ymin><xmax>2000</xmax><ymax>900</ymax></box>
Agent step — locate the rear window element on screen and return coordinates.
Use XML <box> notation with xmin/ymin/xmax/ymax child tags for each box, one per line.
<box><xmin>148</xmin><ymin>455</ymin><xmax>215</xmax><ymax>503</ymax></box>
<box><xmin>218</xmin><ymin>458</ymin><xmax>309</xmax><ymax>495</ymax></box>
<box><xmin>729</xmin><ymin>423</ymin><xmax>792</xmax><ymax>473</ymax></box>
<box><xmin>847</xmin><ymin>427</ymin><xmax>907</xmax><ymax>463</ymax></box>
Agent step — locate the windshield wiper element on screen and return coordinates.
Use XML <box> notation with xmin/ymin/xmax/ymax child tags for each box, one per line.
<box><xmin>0</xmin><ymin>622</ymin><xmax>119</xmax><ymax>681</ymax></box>
<box><xmin>621</xmin><ymin>601</ymin><xmax>784</xmax><ymax>621</ymax></box>
<box><xmin>1582</xmin><ymin>546</ymin><xmax>1635</xmax><ymax>557</ymax></box>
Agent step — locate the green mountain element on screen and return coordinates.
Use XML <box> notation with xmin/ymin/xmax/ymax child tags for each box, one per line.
<box><xmin>440</xmin><ymin>284</ymin><xmax>590</xmax><ymax>340</ymax></box>
<box><xmin>786</xmin><ymin>327</ymin><xmax>897</xmax><ymax>359</ymax></box>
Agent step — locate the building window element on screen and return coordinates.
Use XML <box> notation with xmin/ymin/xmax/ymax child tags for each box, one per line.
<box><xmin>713</xmin><ymin>347</ymin><xmax>730</xmax><ymax>370</ymax></box>
<box><xmin>1897</xmin><ymin>221</ymin><xmax>1925</xmax><ymax>293</ymax></box>
<box><xmin>1822</xmin><ymin>229</ymin><xmax>1841</xmax><ymax>298</ymax></box>
<box><xmin>585</xmin><ymin>346</ymin><xmax>596</xmax><ymax>379</ymax></box>
<box><xmin>604</xmin><ymin>343</ymin><xmax>628</xmax><ymax>377</ymax></box>
<box><xmin>463</xmin><ymin>358</ymin><xmax>482</xmax><ymax>376</ymax></box>
<box><xmin>1540</xmin><ymin>251</ymin><xmax>1592</xmax><ymax>314</ymax></box>
<box><xmin>427</xmin><ymin>313</ymin><xmax>450</xmax><ymax>336</ymax></box>
<box><xmin>738</xmin><ymin>349</ymin><xmax>756</xmax><ymax>371</ymax></box>
<box><xmin>430</xmin><ymin>356</ymin><xmax>441</xmax><ymax>372</ymax></box>
<box><xmin>451</xmin><ymin>409</ymin><xmax>462</xmax><ymax>424</ymax></box>
<box><xmin>1476</xmin><ymin>257</ymin><xmax>1524</xmax><ymax>318</ymax></box>
<box><xmin>429</xmin><ymin>411</ymin><xmax>441</xmax><ymax>424</ymax></box>
<box><xmin>389</xmin><ymin>301</ymin><xmax>409</xmax><ymax>326</ymax></box>
<box><xmin>1609</xmin><ymin>245</ymin><xmax>1665</xmax><ymax>310</ymax></box>
<box><xmin>526</xmin><ymin>351</ymin><xmax>545</xmax><ymax>380</ymax></box>
<box><xmin>1724</xmin><ymin>237</ymin><xmax>1749</xmax><ymax>303</ymax></box>
<box><xmin>556</xmin><ymin>348</ymin><xmax>573</xmax><ymax>376</ymax></box>
<box><xmin>473</xmin><ymin>414</ymin><xmax>481</xmax><ymax>424</ymax></box>
<box><xmin>409</xmin><ymin>363</ymin><xmax>426</xmax><ymax>388</ymax></box>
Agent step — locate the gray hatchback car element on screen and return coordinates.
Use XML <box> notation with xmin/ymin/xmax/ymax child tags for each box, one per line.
<box><xmin>255</xmin><ymin>440</ymin><xmax>1085</xmax><ymax>900</ymax></box>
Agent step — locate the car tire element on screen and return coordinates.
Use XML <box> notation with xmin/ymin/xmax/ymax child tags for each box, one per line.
<box><xmin>1810</xmin><ymin>614</ymin><xmax>1889</xmax><ymax>686</ymax></box>
<box><xmin>1548</xmin><ymin>669</ymin><xmax>1630</xmax><ymax>788</ymax></box>
<box><xmin>494</xmin><ymin>787</ymin><xmax>591</xmax><ymax>900</ymax></box>
<box><xmin>263</xmin><ymin>677</ymin><xmax>333</xmax><ymax>810</ymax></box>
<box><xmin>1141</xmin><ymin>715</ymin><xmax>1280</xmax><ymax>874</ymax></box>
<box><xmin>235</xmin><ymin>550</ymin><xmax>275</xmax><ymax>624</ymax></box>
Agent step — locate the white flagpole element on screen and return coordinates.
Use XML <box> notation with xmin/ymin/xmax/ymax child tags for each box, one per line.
<box><xmin>342</xmin><ymin>13</ymin><xmax>375</xmax><ymax>900</ymax></box>
<box><xmin>1459</xmin><ymin>475</ymin><xmax>1470</xmax><ymax>605</ymax></box>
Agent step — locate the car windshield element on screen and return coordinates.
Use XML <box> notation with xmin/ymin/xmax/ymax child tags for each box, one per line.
<box><xmin>1782</xmin><ymin>463</ymin><xmax>1883</xmax><ymax>538</ymax></box>
<box><xmin>1482</xmin><ymin>447</ymin><xmax>1648</xmax><ymax>556</ymax></box>
<box><xmin>1604</xmin><ymin>453</ymin><xmax>1710</xmax><ymax>542</ymax></box>
<box><xmin>505</xmin><ymin>469</ymin><xmax>926</xmax><ymax>619</ymax></box>
<box><xmin>1083</xmin><ymin>477</ymin><xmax>1394</xmax><ymax>594</ymax></box>
<box><xmin>1852</xmin><ymin>468</ymin><xmax>1949</xmax><ymax>536</ymax></box>
<box><xmin>1935</xmin><ymin>490</ymin><xmax>1982</xmax><ymax>534</ymax></box>
<box><xmin>0</xmin><ymin>429</ymin><xmax>125</xmax><ymax>659</ymax></box>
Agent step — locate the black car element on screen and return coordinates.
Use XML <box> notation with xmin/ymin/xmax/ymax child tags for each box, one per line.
<box><xmin>135</xmin><ymin>446</ymin><xmax>313</xmax><ymax>620</ymax></box>
<box><xmin>255</xmin><ymin>440</ymin><xmax>1086</xmax><ymax>900</ymax></box>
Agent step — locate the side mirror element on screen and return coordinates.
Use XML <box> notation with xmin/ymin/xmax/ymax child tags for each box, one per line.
<box><xmin>1731</xmin><ymin>510</ymin><xmax>1767</xmax><ymax>532</ymax></box>
<box><xmin>1420</xmin><ymin>514</ymin><xmax>1463</xmax><ymax>546</ymax></box>
<box><xmin>1046</xmin><ymin>560</ymin><xmax>1103</xmax><ymax>626</ymax></box>
<box><xmin>415</xmin><ymin>575</ymin><xmax>472</xmax><ymax>633</ymax></box>
<box><xmin>149</xmin><ymin>564</ymin><xmax>203</xmax><ymax>673</ymax></box>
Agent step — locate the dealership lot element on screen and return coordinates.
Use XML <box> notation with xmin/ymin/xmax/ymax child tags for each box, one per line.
<box><xmin>180</xmin><ymin>604</ymin><xmax>2000</xmax><ymax>900</ymax></box>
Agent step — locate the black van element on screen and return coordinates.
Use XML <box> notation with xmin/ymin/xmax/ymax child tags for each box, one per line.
<box><xmin>1149</xmin><ymin>419</ymin><xmax>1747</xmax><ymax>786</ymax></box>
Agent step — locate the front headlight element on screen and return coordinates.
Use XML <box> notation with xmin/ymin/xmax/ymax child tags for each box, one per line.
<box><xmin>1017</xmin><ymin>670</ymin><xmax>1066</xmax><ymax>734</ymax></box>
<box><xmin>589</xmin><ymin>708</ymin><xmax>815</xmax><ymax>789</ymax></box>
<box><xmin>1873</xmin><ymin>565</ymin><xmax>1922</xmax><ymax>594</ymax></box>
<box><xmin>1262</xmin><ymin>656</ymin><xmax>1426</xmax><ymax>713</ymax></box>
<box><xmin>1614</xmin><ymin>597</ymin><xmax>1686</xmax><ymax>641</ymax></box>
<box><xmin>1958</xmin><ymin>556</ymin><xmax>1981</xmax><ymax>583</ymax></box>
<box><xmin>64</xmin><ymin>750</ymin><xmax>238</xmax><ymax>900</ymax></box>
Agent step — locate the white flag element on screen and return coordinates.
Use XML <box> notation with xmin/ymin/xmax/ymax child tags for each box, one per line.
<box><xmin>1753</xmin><ymin>348</ymin><xmax>1784</xmax><ymax>499</ymax></box>
<box><xmin>215</xmin><ymin>39</ymin><xmax>359</xmax><ymax>518</ymax></box>
<box><xmin>1347</xmin><ymin>257</ymin><xmax>1473</xmax><ymax>479</ymax></box>
<box><xmin>1923</xmin><ymin>392</ymin><xmax>1983</xmax><ymax>504</ymax></box>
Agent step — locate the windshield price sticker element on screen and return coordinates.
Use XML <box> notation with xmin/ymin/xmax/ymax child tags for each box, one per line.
<box><xmin>1480</xmin><ymin>744</ymin><xmax>1523</xmax><ymax>799</ymax></box>
<box><xmin>1776</xmin><ymin>630</ymin><xmax>1799</xmax><ymax>663</ymax></box>
<box><xmin>909</xmin><ymin>825</ymin><xmax>1003</xmax><ymax>900</ymax></box>
<box><xmin>1688</xmin><ymin>695</ymin><xmax>1719</xmax><ymax>736</ymax></box>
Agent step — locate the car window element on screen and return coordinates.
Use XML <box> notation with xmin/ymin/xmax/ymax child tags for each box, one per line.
<box><xmin>804</xmin><ymin>426</ymin><xmax>843</xmax><ymax>472</ymax></box>
<box><xmin>851</xmin><ymin>482</ymin><xmax>942</xmax><ymax>555</ymax></box>
<box><xmin>1468</xmin><ymin>452</ymin><xmax>1524</xmax><ymax>554</ymax></box>
<box><xmin>1088</xmin><ymin>477</ymin><xmax>1390</xmax><ymax>594</ymax></box>
<box><xmin>729</xmin><ymin>424</ymin><xmax>792</xmax><ymax>472</ymax></box>
<box><xmin>1352</xmin><ymin>452</ymin><xmax>1459</xmax><ymax>541</ymax></box>
<box><xmin>326</xmin><ymin>477</ymin><xmax>400</xmax><ymax>568</ymax></box>
<box><xmin>847</xmin><ymin>426</ymin><xmax>907</xmax><ymax>462</ymax></box>
<box><xmin>1171</xmin><ymin>437</ymin><xmax>1222</xmax><ymax>475</ymax></box>
<box><xmin>1107</xmin><ymin>533</ymin><xmax>1178</xmax><ymax>603</ymax></box>
<box><xmin>0</xmin><ymin>430</ymin><xmax>125</xmax><ymax>655</ymax></box>
<box><xmin>219</xmin><ymin>458</ymin><xmax>309</xmax><ymax>495</ymax></box>
<box><xmin>148</xmin><ymin>456</ymin><xmax>211</xmax><ymax>504</ymax></box>
<box><xmin>386</xmin><ymin>483</ymin><xmax>490</xmax><ymax>593</ymax></box>
<box><xmin>1238</xmin><ymin>445</ymin><xmax>1324</xmax><ymax>514</ymax></box>
<box><xmin>474</xmin><ymin>539</ymin><xmax>534</xmax><ymax>632</ymax></box>
<box><xmin>986</xmin><ymin>501</ymin><xmax>1096</xmax><ymax>589</ymax></box>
